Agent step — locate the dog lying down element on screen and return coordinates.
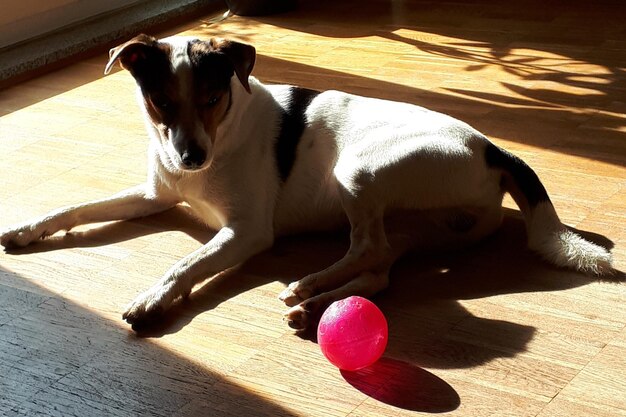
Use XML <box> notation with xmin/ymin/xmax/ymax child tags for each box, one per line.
<box><xmin>0</xmin><ymin>35</ymin><xmax>614</xmax><ymax>330</ymax></box>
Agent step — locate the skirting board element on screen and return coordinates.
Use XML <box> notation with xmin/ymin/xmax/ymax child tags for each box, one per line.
<box><xmin>0</xmin><ymin>0</ymin><xmax>225</xmax><ymax>89</ymax></box>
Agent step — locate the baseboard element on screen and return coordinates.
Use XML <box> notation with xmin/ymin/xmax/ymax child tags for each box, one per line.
<box><xmin>0</xmin><ymin>0</ymin><xmax>226</xmax><ymax>90</ymax></box>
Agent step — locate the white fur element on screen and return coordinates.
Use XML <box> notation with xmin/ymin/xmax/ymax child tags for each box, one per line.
<box><xmin>526</xmin><ymin>202</ymin><xmax>612</xmax><ymax>275</ymax></box>
<box><xmin>0</xmin><ymin>36</ymin><xmax>614</xmax><ymax>330</ymax></box>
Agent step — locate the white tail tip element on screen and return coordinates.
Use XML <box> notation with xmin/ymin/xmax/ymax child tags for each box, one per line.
<box><xmin>535</xmin><ymin>229</ymin><xmax>613</xmax><ymax>276</ymax></box>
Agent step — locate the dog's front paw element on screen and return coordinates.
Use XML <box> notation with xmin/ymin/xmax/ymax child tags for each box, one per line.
<box><xmin>1</xmin><ymin>222</ymin><xmax>53</xmax><ymax>249</ymax></box>
<box><xmin>123</xmin><ymin>284</ymin><xmax>173</xmax><ymax>328</ymax></box>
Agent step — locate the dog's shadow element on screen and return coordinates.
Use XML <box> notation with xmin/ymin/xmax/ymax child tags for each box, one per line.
<box><xmin>378</xmin><ymin>213</ymin><xmax>622</xmax><ymax>370</ymax></box>
<box><xmin>7</xmin><ymin>207</ymin><xmax>623</xmax><ymax>374</ymax></box>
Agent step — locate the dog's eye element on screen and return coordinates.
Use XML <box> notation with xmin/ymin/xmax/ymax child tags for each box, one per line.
<box><xmin>151</xmin><ymin>95</ymin><xmax>173</xmax><ymax>111</ymax></box>
<box><xmin>203</xmin><ymin>97</ymin><xmax>219</xmax><ymax>108</ymax></box>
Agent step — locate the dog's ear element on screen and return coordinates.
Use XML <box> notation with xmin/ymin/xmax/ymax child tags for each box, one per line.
<box><xmin>104</xmin><ymin>34</ymin><xmax>162</xmax><ymax>75</ymax></box>
<box><xmin>212</xmin><ymin>39</ymin><xmax>256</xmax><ymax>94</ymax></box>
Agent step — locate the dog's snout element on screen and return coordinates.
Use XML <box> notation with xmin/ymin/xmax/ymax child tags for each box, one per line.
<box><xmin>181</xmin><ymin>149</ymin><xmax>206</xmax><ymax>169</ymax></box>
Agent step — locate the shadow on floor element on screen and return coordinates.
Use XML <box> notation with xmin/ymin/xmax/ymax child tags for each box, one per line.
<box><xmin>203</xmin><ymin>0</ymin><xmax>626</xmax><ymax>166</ymax></box>
<box><xmin>0</xmin><ymin>265</ymin><xmax>298</xmax><ymax>416</ymax></box>
<box><xmin>342</xmin><ymin>358</ymin><xmax>461</xmax><ymax>413</ymax></box>
<box><xmin>4</xmin><ymin>203</ymin><xmax>623</xmax><ymax>412</ymax></box>
<box><xmin>6</xmin><ymin>207</ymin><xmax>622</xmax><ymax>355</ymax></box>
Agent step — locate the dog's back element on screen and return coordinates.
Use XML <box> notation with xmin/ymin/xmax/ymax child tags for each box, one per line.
<box><xmin>258</xmin><ymin>79</ymin><xmax>613</xmax><ymax>276</ymax></box>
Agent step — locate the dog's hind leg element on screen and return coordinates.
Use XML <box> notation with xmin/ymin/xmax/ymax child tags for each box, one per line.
<box><xmin>284</xmin><ymin>267</ymin><xmax>393</xmax><ymax>330</ymax></box>
<box><xmin>283</xmin><ymin>231</ymin><xmax>415</xmax><ymax>330</ymax></box>
<box><xmin>279</xmin><ymin>204</ymin><xmax>503</xmax><ymax>329</ymax></box>
<box><xmin>279</xmin><ymin>193</ymin><xmax>417</xmax><ymax>331</ymax></box>
<box><xmin>279</xmin><ymin>224</ymin><xmax>411</xmax><ymax>308</ymax></box>
<box><xmin>279</xmin><ymin>187</ymin><xmax>395</xmax><ymax>305</ymax></box>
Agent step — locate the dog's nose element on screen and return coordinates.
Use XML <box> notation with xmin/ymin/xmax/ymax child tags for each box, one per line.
<box><xmin>181</xmin><ymin>150</ymin><xmax>206</xmax><ymax>169</ymax></box>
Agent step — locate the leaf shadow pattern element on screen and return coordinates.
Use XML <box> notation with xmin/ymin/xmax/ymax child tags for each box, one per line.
<box><xmin>231</xmin><ymin>0</ymin><xmax>626</xmax><ymax>166</ymax></box>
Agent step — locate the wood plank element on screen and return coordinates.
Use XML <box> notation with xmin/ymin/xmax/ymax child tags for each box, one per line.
<box><xmin>0</xmin><ymin>0</ymin><xmax>625</xmax><ymax>416</ymax></box>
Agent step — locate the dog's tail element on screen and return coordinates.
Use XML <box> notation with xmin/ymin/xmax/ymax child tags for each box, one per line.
<box><xmin>484</xmin><ymin>143</ymin><xmax>613</xmax><ymax>275</ymax></box>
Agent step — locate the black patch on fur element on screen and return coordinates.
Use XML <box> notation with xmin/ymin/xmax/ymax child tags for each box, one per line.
<box><xmin>484</xmin><ymin>143</ymin><xmax>550</xmax><ymax>207</ymax></box>
<box><xmin>275</xmin><ymin>87</ymin><xmax>320</xmax><ymax>181</ymax></box>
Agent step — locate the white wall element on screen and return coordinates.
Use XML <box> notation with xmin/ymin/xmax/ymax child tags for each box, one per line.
<box><xmin>1</xmin><ymin>0</ymin><xmax>142</xmax><ymax>49</ymax></box>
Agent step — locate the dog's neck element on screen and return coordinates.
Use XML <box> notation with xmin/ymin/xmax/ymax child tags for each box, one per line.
<box><xmin>214</xmin><ymin>76</ymin><xmax>281</xmax><ymax>155</ymax></box>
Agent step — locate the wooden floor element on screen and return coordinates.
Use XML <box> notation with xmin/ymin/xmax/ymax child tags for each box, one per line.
<box><xmin>1</xmin><ymin>1</ymin><xmax>625</xmax><ymax>416</ymax></box>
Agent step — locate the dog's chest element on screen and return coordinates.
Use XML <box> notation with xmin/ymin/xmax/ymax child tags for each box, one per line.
<box><xmin>167</xmin><ymin>173</ymin><xmax>227</xmax><ymax>230</ymax></box>
<box><xmin>184</xmin><ymin>197</ymin><xmax>226</xmax><ymax>230</ymax></box>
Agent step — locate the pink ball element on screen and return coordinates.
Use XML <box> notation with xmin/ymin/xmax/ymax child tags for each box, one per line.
<box><xmin>317</xmin><ymin>296</ymin><xmax>388</xmax><ymax>371</ymax></box>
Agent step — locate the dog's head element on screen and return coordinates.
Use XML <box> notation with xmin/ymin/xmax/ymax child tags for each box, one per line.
<box><xmin>105</xmin><ymin>34</ymin><xmax>256</xmax><ymax>172</ymax></box>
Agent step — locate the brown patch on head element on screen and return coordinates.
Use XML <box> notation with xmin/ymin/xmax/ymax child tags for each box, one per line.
<box><xmin>143</xmin><ymin>86</ymin><xmax>180</xmax><ymax>128</ymax></box>
<box><xmin>208</xmin><ymin>38</ymin><xmax>256</xmax><ymax>93</ymax></box>
<box><xmin>105</xmin><ymin>34</ymin><xmax>179</xmax><ymax>127</ymax></box>
<box><xmin>186</xmin><ymin>39</ymin><xmax>254</xmax><ymax>141</ymax></box>
<box><xmin>105</xmin><ymin>34</ymin><xmax>171</xmax><ymax>79</ymax></box>
<box><xmin>188</xmin><ymin>38</ymin><xmax>256</xmax><ymax>93</ymax></box>
<box><xmin>188</xmin><ymin>39</ymin><xmax>236</xmax><ymax>93</ymax></box>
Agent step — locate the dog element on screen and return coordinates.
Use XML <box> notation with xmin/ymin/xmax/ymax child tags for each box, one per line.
<box><xmin>0</xmin><ymin>34</ymin><xmax>614</xmax><ymax>330</ymax></box>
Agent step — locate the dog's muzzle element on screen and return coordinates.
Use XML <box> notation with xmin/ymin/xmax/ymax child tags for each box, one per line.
<box><xmin>180</xmin><ymin>148</ymin><xmax>206</xmax><ymax>170</ymax></box>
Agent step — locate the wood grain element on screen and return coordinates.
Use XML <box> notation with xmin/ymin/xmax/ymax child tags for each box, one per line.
<box><xmin>0</xmin><ymin>0</ymin><xmax>625</xmax><ymax>416</ymax></box>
